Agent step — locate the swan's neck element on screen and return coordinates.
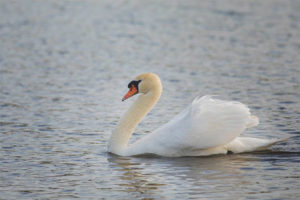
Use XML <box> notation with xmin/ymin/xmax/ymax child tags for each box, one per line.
<box><xmin>109</xmin><ymin>89</ymin><xmax>161</xmax><ymax>155</ymax></box>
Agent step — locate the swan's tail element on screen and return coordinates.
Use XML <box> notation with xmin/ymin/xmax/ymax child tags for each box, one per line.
<box><xmin>226</xmin><ymin>137</ymin><xmax>287</xmax><ymax>153</ymax></box>
<box><xmin>247</xmin><ymin>115</ymin><xmax>259</xmax><ymax>128</ymax></box>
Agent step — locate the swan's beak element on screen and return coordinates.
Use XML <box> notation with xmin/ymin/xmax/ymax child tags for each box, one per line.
<box><xmin>122</xmin><ymin>85</ymin><xmax>138</xmax><ymax>101</ymax></box>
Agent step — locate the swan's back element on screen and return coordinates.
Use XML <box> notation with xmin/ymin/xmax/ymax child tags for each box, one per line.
<box><xmin>127</xmin><ymin>96</ymin><xmax>259</xmax><ymax>156</ymax></box>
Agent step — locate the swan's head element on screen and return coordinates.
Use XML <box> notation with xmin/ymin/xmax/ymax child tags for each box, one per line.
<box><xmin>122</xmin><ymin>73</ymin><xmax>162</xmax><ymax>101</ymax></box>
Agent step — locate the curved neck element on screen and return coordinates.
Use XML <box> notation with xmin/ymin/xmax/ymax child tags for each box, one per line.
<box><xmin>109</xmin><ymin>88</ymin><xmax>161</xmax><ymax>155</ymax></box>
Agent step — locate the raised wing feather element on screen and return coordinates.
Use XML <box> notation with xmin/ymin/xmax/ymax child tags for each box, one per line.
<box><xmin>187</xmin><ymin>95</ymin><xmax>258</xmax><ymax>148</ymax></box>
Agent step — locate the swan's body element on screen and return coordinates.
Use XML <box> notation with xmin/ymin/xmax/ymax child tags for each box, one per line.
<box><xmin>108</xmin><ymin>73</ymin><xmax>280</xmax><ymax>157</ymax></box>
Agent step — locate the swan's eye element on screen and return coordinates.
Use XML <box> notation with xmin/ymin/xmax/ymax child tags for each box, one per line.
<box><xmin>128</xmin><ymin>80</ymin><xmax>141</xmax><ymax>89</ymax></box>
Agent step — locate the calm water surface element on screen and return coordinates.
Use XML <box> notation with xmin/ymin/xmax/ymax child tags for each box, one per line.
<box><xmin>0</xmin><ymin>0</ymin><xmax>300</xmax><ymax>199</ymax></box>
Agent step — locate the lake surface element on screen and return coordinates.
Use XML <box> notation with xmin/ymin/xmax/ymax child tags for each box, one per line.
<box><xmin>0</xmin><ymin>0</ymin><xmax>299</xmax><ymax>199</ymax></box>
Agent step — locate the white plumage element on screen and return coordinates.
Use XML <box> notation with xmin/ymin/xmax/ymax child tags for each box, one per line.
<box><xmin>125</xmin><ymin>95</ymin><xmax>277</xmax><ymax>157</ymax></box>
<box><xmin>109</xmin><ymin>73</ymin><xmax>282</xmax><ymax>157</ymax></box>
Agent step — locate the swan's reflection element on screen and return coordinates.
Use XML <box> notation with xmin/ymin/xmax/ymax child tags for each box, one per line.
<box><xmin>107</xmin><ymin>154</ymin><xmax>167</xmax><ymax>199</ymax></box>
<box><xmin>108</xmin><ymin>153</ymin><xmax>259</xmax><ymax>199</ymax></box>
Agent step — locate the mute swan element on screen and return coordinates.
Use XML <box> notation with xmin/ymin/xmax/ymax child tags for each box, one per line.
<box><xmin>108</xmin><ymin>73</ymin><xmax>281</xmax><ymax>157</ymax></box>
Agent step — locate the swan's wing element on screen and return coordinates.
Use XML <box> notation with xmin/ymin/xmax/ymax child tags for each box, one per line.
<box><xmin>127</xmin><ymin>95</ymin><xmax>259</xmax><ymax>156</ymax></box>
<box><xmin>186</xmin><ymin>95</ymin><xmax>259</xmax><ymax>149</ymax></box>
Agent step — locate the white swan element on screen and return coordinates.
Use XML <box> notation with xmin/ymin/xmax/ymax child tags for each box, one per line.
<box><xmin>108</xmin><ymin>73</ymin><xmax>281</xmax><ymax>157</ymax></box>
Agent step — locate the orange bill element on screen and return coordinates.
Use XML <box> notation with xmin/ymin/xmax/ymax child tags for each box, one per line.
<box><xmin>122</xmin><ymin>85</ymin><xmax>138</xmax><ymax>101</ymax></box>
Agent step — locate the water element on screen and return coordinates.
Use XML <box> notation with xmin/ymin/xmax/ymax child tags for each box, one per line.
<box><xmin>0</xmin><ymin>0</ymin><xmax>299</xmax><ymax>199</ymax></box>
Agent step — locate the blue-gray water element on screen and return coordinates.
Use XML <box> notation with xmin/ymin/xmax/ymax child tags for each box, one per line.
<box><xmin>0</xmin><ymin>0</ymin><xmax>299</xmax><ymax>199</ymax></box>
